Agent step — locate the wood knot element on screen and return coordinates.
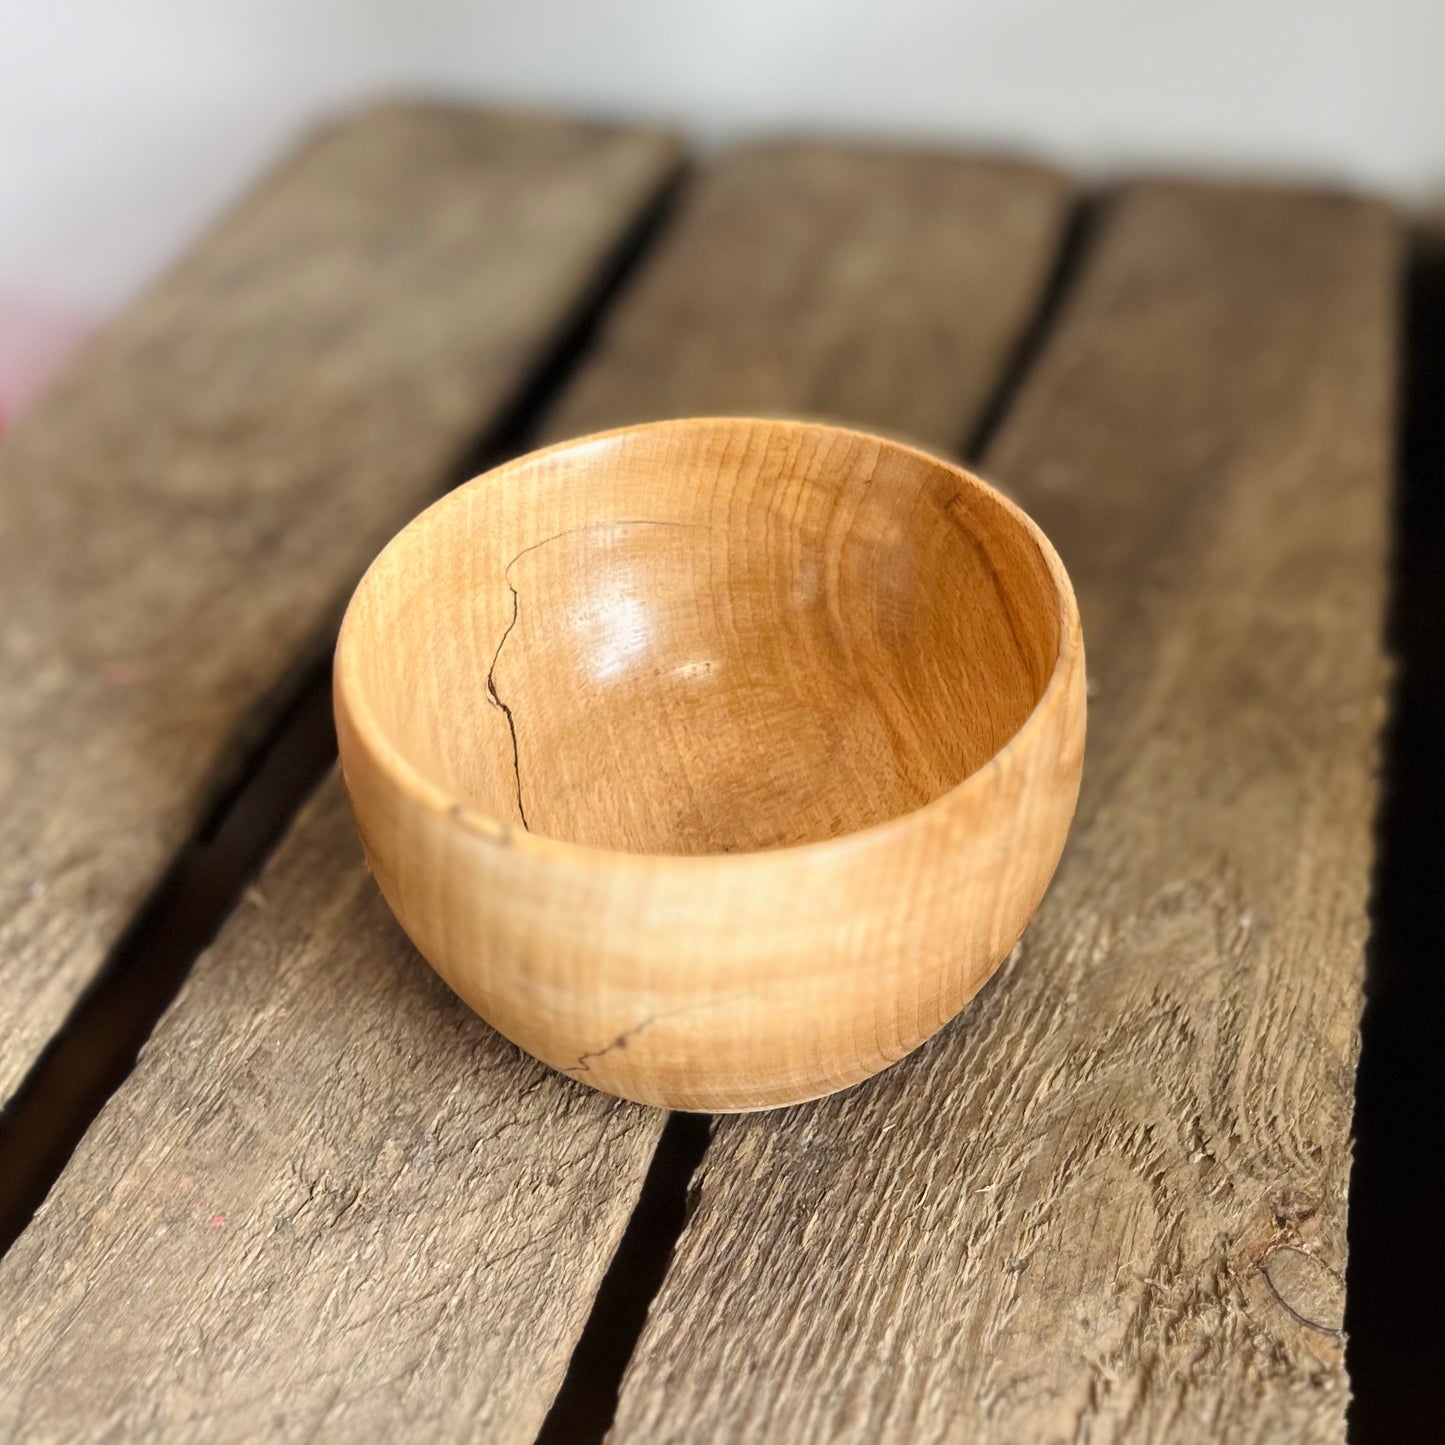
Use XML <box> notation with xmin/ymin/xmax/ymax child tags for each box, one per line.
<box><xmin>1271</xmin><ymin>1187</ymin><xmax>1318</xmax><ymax>1226</ymax></box>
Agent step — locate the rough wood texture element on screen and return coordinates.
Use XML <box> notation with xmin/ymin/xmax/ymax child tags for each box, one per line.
<box><xmin>0</xmin><ymin>788</ymin><xmax>663</xmax><ymax>1443</ymax></box>
<box><xmin>336</xmin><ymin>417</ymin><xmax>1084</xmax><ymax>1109</ymax></box>
<box><xmin>608</xmin><ymin>184</ymin><xmax>1397</xmax><ymax>1443</ymax></box>
<box><xmin>544</xmin><ymin>141</ymin><xmax>1072</xmax><ymax>449</ymax></box>
<box><xmin>0</xmin><ymin>147</ymin><xmax>1071</xmax><ymax>1438</ymax></box>
<box><xmin>0</xmin><ymin>104</ymin><xmax>679</xmax><ymax>1110</ymax></box>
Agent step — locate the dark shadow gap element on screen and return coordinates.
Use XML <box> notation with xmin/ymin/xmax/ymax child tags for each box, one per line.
<box><xmin>0</xmin><ymin>158</ymin><xmax>689</xmax><ymax>1258</ymax></box>
<box><xmin>1345</xmin><ymin>231</ymin><xmax>1445</xmax><ymax>1441</ymax></box>
<box><xmin>536</xmin><ymin>1113</ymin><xmax>713</xmax><ymax>1445</ymax></box>
<box><xmin>0</xmin><ymin>671</ymin><xmax>338</xmax><ymax>1255</ymax></box>
<box><xmin>961</xmin><ymin>193</ymin><xmax>1104</xmax><ymax>465</ymax></box>
<box><xmin>439</xmin><ymin>160</ymin><xmax>688</xmax><ymax>489</ymax></box>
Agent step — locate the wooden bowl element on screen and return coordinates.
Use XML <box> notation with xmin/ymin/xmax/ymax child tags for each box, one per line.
<box><xmin>334</xmin><ymin>417</ymin><xmax>1085</xmax><ymax>1111</ymax></box>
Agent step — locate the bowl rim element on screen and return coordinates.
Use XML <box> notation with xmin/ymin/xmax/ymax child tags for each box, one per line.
<box><xmin>334</xmin><ymin>415</ymin><xmax>1083</xmax><ymax>871</ymax></box>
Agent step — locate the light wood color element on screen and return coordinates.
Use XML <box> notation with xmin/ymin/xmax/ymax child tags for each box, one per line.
<box><xmin>335</xmin><ymin>416</ymin><xmax>1085</xmax><ymax>1110</ymax></box>
<box><xmin>607</xmin><ymin>183</ymin><xmax>1397</xmax><ymax>1442</ymax></box>
<box><xmin>0</xmin><ymin>146</ymin><xmax>1072</xmax><ymax>1440</ymax></box>
<box><xmin>0</xmin><ymin>103</ymin><xmax>679</xmax><ymax>1111</ymax></box>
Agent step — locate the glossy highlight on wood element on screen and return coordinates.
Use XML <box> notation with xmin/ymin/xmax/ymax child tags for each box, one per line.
<box><xmin>335</xmin><ymin>417</ymin><xmax>1085</xmax><ymax>1109</ymax></box>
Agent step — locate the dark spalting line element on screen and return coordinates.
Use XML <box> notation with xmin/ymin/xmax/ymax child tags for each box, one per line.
<box><xmin>483</xmin><ymin>518</ymin><xmax>711</xmax><ymax>837</ymax></box>
<box><xmin>563</xmin><ymin>1016</ymin><xmax>659</xmax><ymax>1075</ymax></box>
<box><xmin>504</xmin><ymin>516</ymin><xmax>708</xmax><ymax>574</ymax></box>
<box><xmin>485</xmin><ymin>580</ymin><xmax>531</xmax><ymax>832</ymax></box>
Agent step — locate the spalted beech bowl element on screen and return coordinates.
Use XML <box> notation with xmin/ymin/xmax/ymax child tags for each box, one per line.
<box><xmin>334</xmin><ymin>417</ymin><xmax>1085</xmax><ymax>1110</ymax></box>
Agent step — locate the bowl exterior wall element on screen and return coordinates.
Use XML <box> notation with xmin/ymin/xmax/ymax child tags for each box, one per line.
<box><xmin>335</xmin><ymin>616</ymin><xmax>1084</xmax><ymax>1112</ymax></box>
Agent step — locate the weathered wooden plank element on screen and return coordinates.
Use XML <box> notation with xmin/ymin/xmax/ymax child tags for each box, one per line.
<box><xmin>0</xmin><ymin>145</ymin><xmax>1072</xmax><ymax>1441</ymax></box>
<box><xmin>608</xmin><ymin>184</ymin><xmax>1397</xmax><ymax>1443</ymax></box>
<box><xmin>0</xmin><ymin>104</ymin><xmax>679</xmax><ymax>1110</ymax></box>
<box><xmin>543</xmin><ymin>141</ymin><xmax>1069</xmax><ymax>449</ymax></box>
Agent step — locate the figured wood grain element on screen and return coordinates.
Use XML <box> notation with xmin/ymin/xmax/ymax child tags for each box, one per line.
<box><xmin>607</xmin><ymin>184</ymin><xmax>1397</xmax><ymax>1443</ymax></box>
<box><xmin>0</xmin><ymin>146</ymin><xmax>1072</xmax><ymax>1439</ymax></box>
<box><xmin>0</xmin><ymin>103</ymin><xmax>679</xmax><ymax>1110</ymax></box>
<box><xmin>336</xmin><ymin>417</ymin><xmax>1084</xmax><ymax>1110</ymax></box>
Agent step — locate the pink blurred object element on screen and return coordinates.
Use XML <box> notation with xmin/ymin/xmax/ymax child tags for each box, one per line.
<box><xmin>0</xmin><ymin>292</ymin><xmax>96</xmax><ymax>434</ymax></box>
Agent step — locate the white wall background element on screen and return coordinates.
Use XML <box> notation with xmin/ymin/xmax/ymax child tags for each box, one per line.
<box><xmin>2</xmin><ymin>0</ymin><xmax>1441</xmax><ymax>411</ymax></box>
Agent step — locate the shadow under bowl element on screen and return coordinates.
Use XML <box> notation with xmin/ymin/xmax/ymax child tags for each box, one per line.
<box><xmin>335</xmin><ymin>416</ymin><xmax>1085</xmax><ymax>1110</ymax></box>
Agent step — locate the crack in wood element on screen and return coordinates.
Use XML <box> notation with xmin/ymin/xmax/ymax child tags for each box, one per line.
<box><xmin>565</xmin><ymin>1016</ymin><xmax>658</xmax><ymax>1075</ymax></box>
<box><xmin>484</xmin><ymin>579</ymin><xmax>530</xmax><ymax>832</ymax></box>
<box><xmin>484</xmin><ymin>520</ymin><xmax>712</xmax><ymax>838</ymax></box>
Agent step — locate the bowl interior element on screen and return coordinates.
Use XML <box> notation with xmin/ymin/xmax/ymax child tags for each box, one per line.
<box><xmin>342</xmin><ymin>419</ymin><xmax>1063</xmax><ymax>855</ymax></box>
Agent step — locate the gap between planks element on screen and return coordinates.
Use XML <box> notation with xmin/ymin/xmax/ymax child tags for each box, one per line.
<box><xmin>605</xmin><ymin>181</ymin><xmax>1398</xmax><ymax>1445</ymax></box>
<box><xmin>536</xmin><ymin>191</ymin><xmax>1104</xmax><ymax>1444</ymax></box>
<box><xmin>0</xmin><ymin>142</ymin><xmax>1076</xmax><ymax>1444</ymax></box>
<box><xmin>0</xmin><ymin>135</ymin><xmax>686</xmax><ymax>1255</ymax></box>
<box><xmin>0</xmin><ymin>105</ymin><xmax>682</xmax><ymax>1117</ymax></box>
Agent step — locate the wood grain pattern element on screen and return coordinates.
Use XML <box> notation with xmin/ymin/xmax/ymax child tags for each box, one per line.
<box><xmin>544</xmin><ymin>141</ymin><xmax>1072</xmax><ymax>449</ymax></box>
<box><xmin>336</xmin><ymin>417</ymin><xmax>1084</xmax><ymax>1109</ymax></box>
<box><xmin>607</xmin><ymin>183</ymin><xmax>1397</xmax><ymax>1443</ymax></box>
<box><xmin>0</xmin><ymin>787</ymin><xmax>663</xmax><ymax>1443</ymax></box>
<box><xmin>0</xmin><ymin>146</ymin><xmax>1071</xmax><ymax>1438</ymax></box>
<box><xmin>0</xmin><ymin>103</ymin><xmax>679</xmax><ymax>1110</ymax></box>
